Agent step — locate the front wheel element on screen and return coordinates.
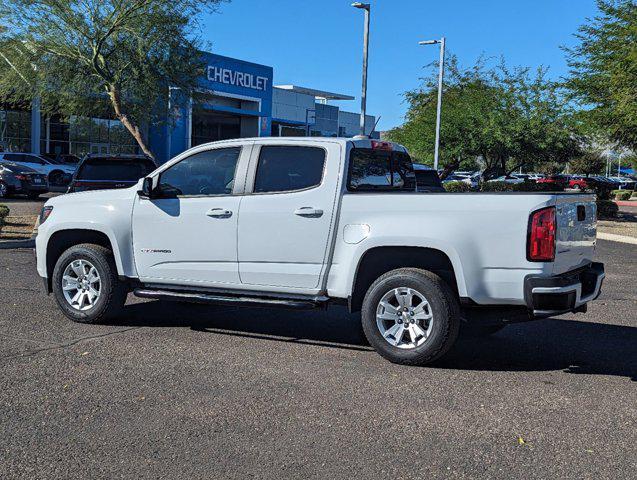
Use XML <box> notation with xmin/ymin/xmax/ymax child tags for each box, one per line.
<box><xmin>0</xmin><ymin>181</ymin><xmax>9</xmax><ymax>198</ymax></box>
<box><xmin>361</xmin><ymin>268</ymin><xmax>460</xmax><ymax>366</ymax></box>
<box><xmin>52</xmin><ymin>244</ymin><xmax>127</xmax><ymax>323</ymax></box>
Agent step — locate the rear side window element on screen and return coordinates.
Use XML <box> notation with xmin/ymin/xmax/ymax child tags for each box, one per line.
<box><xmin>414</xmin><ymin>170</ymin><xmax>443</xmax><ymax>189</ymax></box>
<box><xmin>4</xmin><ymin>154</ymin><xmax>25</xmax><ymax>162</ymax></box>
<box><xmin>254</xmin><ymin>146</ymin><xmax>325</xmax><ymax>193</ymax></box>
<box><xmin>348</xmin><ymin>148</ymin><xmax>416</xmax><ymax>191</ymax></box>
<box><xmin>79</xmin><ymin>158</ymin><xmax>156</xmax><ymax>181</ymax></box>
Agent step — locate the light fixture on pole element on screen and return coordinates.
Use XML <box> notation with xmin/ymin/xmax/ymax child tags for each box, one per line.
<box><xmin>352</xmin><ymin>2</ymin><xmax>370</xmax><ymax>138</ymax></box>
<box><xmin>419</xmin><ymin>37</ymin><xmax>446</xmax><ymax>170</ymax></box>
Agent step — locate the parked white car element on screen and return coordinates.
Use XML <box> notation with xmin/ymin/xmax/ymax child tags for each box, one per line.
<box><xmin>35</xmin><ymin>138</ymin><xmax>604</xmax><ymax>366</ymax></box>
<box><xmin>0</xmin><ymin>152</ymin><xmax>76</xmax><ymax>185</ymax></box>
<box><xmin>488</xmin><ymin>175</ymin><xmax>525</xmax><ymax>184</ymax></box>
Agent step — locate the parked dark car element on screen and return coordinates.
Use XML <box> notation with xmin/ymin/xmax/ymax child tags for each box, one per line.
<box><xmin>413</xmin><ymin>164</ymin><xmax>445</xmax><ymax>192</ymax></box>
<box><xmin>0</xmin><ymin>161</ymin><xmax>49</xmax><ymax>199</ymax></box>
<box><xmin>67</xmin><ymin>154</ymin><xmax>157</xmax><ymax>193</ymax></box>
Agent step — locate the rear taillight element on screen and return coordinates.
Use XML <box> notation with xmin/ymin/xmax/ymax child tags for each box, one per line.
<box><xmin>15</xmin><ymin>174</ymin><xmax>27</xmax><ymax>181</ymax></box>
<box><xmin>528</xmin><ymin>207</ymin><xmax>556</xmax><ymax>262</ymax></box>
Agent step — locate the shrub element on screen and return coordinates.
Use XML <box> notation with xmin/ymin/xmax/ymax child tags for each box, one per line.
<box><xmin>444</xmin><ymin>181</ymin><xmax>472</xmax><ymax>192</ymax></box>
<box><xmin>591</xmin><ymin>184</ymin><xmax>612</xmax><ymax>200</ymax></box>
<box><xmin>479</xmin><ymin>181</ymin><xmax>565</xmax><ymax>193</ymax></box>
<box><xmin>480</xmin><ymin>181</ymin><xmax>512</xmax><ymax>192</ymax></box>
<box><xmin>614</xmin><ymin>190</ymin><xmax>633</xmax><ymax>201</ymax></box>
<box><xmin>0</xmin><ymin>205</ymin><xmax>7</xmax><ymax>231</ymax></box>
<box><xmin>597</xmin><ymin>200</ymin><xmax>619</xmax><ymax>219</ymax></box>
<box><xmin>632</xmin><ymin>190</ymin><xmax>637</xmax><ymax>198</ymax></box>
<box><xmin>512</xmin><ymin>181</ymin><xmax>565</xmax><ymax>192</ymax></box>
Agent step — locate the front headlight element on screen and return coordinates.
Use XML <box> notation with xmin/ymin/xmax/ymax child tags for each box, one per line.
<box><xmin>39</xmin><ymin>206</ymin><xmax>53</xmax><ymax>224</ymax></box>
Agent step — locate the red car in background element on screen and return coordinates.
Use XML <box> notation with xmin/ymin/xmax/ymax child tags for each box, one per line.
<box><xmin>536</xmin><ymin>174</ymin><xmax>570</xmax><ymax>189</ymax></box>
<box><xmin>568</xmin><ymin>176</ymin><xmax>591</xmax><ymax>190</ymax></box>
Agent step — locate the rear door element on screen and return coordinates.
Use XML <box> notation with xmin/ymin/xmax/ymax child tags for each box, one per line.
<box><xmin>553</xmin><ymin>194</ymin><xmax>597</xmax><ymax>274</ymax></box>
<box><xmin>237</xmin><ymin>141</ymin><xmax>342</xmax><ymax>290</ymax></box>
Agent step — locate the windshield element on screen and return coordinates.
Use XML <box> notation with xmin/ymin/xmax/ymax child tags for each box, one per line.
<box><xmin>78</xmin><ymin>158</ymin><xmax>155</xmax><ymax>182</ymax></box>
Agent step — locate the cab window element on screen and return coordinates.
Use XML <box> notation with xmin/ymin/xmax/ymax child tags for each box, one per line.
<box><xmin>158</xmin><ymin>147</ymin><xmax>240</xmax><ymax>197</ymax></box>
<box><xmin>253</xmin><ymin>146</ymin><xmax>325</xmax><ymax>193</ymax></box>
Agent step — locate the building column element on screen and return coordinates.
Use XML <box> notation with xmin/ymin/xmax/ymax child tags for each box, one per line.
<box><xmin>31</xmin><ymin>97</ymin><xmax>41</xmax><ymax>154</ymax></box>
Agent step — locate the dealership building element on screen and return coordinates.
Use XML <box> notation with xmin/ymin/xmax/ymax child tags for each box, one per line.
<box><xmin>0</xmin><ymin>51</ymin><xmax>378</xmax><ymax>163</ymax></box>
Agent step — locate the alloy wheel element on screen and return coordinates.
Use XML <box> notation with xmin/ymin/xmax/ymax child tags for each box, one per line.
<box><xmin>376</xmin><ymin>287</ymin><xmax>434</xmax><ymax>349</ymax></box>
<box><xmin>61</xmin><ymin>259</ymin><xmax>102</xmax><ymax>311</ymax></box>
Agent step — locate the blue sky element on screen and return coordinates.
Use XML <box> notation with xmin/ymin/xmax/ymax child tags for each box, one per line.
<box><xmin>200</xmin><ymin>0</ymin><xmax>599</xmax><ymax>131</ymax></box>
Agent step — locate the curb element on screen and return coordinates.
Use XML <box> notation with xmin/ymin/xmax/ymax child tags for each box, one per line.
<box><xmin>598</xmin><ymin>232</ymin><xmax>637</xmax><ymax>245</ymax></box>
<box><xmin>0</xmin><ymin>238</ymin><xmax>35</xmax><ymax>249</ymax></box>
<box><xmin>615</xmin><ymin>200</ymin><xmax>637</xmax><ymax>207</ymax></box>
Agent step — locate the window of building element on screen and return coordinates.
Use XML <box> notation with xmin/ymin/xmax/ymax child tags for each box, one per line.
<box><xmin>347</xmin><ymin>148</ymin><xmax>416</xmax><ymax>191</ymax></box>
<box><xmin>158</xmin><ymin>147</ymin><xmax>241</xmax><ymax>196</ymax></box>
<box><xmin>0</xmin><ymin>108</ymin><xmax>31</xmax><ymax>152</ymax></box>
<box><xmin>253</xmin><ymin>146</ymin><xmax>325</xmax><ymax>193</ymax></box>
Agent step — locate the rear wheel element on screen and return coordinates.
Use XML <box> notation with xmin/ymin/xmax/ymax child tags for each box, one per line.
<box><xmin>52</xmin><ymin>244</ymin><xmax>127</xmax><ymax>323</ymax></box>
<box><xmin>361</xmin><ymin>268</ymin><xmax>460</xmax><ymax>366</ymax></box>
<box><xmin>49</xmin><ymin>170</ymin><xmax>64</xmax><ymax>186</ymax></box>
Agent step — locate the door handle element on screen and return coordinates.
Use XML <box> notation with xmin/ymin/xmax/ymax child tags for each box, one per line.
<box><xmin>206</xmin><ymin>208</ymin><xmax>232</xmax><ymax>218</ymax></box>
<box><xmin>294</xmin><ymin>207</ymin><xmax>323</xmax><ymax>218</ymax></box>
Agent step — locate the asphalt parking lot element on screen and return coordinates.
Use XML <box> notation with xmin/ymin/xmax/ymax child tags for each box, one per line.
<box><xmin>0</xmin><ymin>240</ymin><xmax>635</xmax><ymax>479</ymax></box>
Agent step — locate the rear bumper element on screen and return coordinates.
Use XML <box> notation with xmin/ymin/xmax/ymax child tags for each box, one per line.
<box><xmin>524</xmin><ymin>262</ymin><xmax>605</xmax><ymax>318</ymax></box>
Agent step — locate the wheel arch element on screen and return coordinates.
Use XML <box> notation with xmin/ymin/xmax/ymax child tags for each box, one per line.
<box><xmin>349</xmin><ymin>246</ymin><xmax>462</xmax><ymax>313</ymax></box>
<box><xmin>44</xmin><ymin>229</ymin><xmax>118</xmax><ymax>293</ymax></box>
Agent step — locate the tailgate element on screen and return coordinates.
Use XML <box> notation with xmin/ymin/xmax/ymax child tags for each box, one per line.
<box><xmin>553</xmin><ymin>194</ymin><xmax>597</xmax><ymax>274</ymax></box>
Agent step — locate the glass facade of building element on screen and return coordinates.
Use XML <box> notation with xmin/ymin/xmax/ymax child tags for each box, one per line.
<box><xmin>40</xmin><ymin>115</ymin><xmax>140</xmax><ymax>158</ymax></box>
<box><xmin>1</xmin><ymin>105</ymin><xmax>139</xmax><ymax>158</ymax></box>
<box><xmin>0</xmin><ymin>107</ymin><xmax>31</xmax><ymax>152</ymax></box>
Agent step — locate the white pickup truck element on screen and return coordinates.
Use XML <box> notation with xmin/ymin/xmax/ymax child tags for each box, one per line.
<box><xmin>35</xmin><ymin>137</ymin><xmax>605</xmax><ymax>365</ymax></box>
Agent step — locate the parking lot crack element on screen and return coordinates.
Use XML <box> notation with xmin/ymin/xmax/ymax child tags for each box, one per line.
<box><xmin>0</xmin><ymin>327</ymin><xmax>141</xmax><ymax>361</ymax></box>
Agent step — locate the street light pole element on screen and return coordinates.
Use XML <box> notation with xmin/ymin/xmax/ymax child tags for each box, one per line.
<box><xmin>352</xmin><ymin>2</ymin><xmax>370</xmax><ymax>137</ymax></box>
<box><xmin>419</xmin><ymin>37</ymin><xmax>446</xmax><ymax>171</ymax></box>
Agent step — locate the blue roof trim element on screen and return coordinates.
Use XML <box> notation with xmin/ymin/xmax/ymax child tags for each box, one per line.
<box><xmin>271</xmin><ymin>118</ymin><xmax>308</xmax><ymax>126</ymax></box>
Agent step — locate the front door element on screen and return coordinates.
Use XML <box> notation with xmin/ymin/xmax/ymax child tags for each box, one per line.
<box><xmin>238</xmin><ymin>142</ymin><xmax>342</xmax><ymax>290</ymax></box>
<box><xmin>132</xmin><ymin>146</ymin><xmax>245</xmax><ymax>286</ymax></box>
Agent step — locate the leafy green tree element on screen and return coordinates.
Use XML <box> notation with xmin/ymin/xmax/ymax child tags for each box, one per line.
<box><xmin>0</xmin><ymin>0</ymin><xmax>225</xmax><ymax>158</ymax></box>
<box><xmin>387</xmin><ymin>56</ymin><xmax>581</xmax><ymax>178</ymax></box>
<box><xmin>569</xmin><ymin>150</ymin><xmax>606</xmax><ymax>176</ymax></box>
<box><xmin>565</xmin><ymin>0</ymin><xmax>637</xmax><ymax>151</ymax></box>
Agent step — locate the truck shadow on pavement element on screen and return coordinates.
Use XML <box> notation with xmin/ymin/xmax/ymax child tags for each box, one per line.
<box><xmin>112</xmin><ymin>300</ymin><xmax>637</xmax><ymax>381</ymax></box>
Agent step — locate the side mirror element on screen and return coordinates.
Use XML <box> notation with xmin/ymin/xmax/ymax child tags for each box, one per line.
<box><xmin>139</xmin><ymin>177</ymin><xmax>155</xmax><ymax>198</ymax></box>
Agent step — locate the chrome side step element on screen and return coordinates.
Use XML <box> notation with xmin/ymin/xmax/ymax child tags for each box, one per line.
<box><xmin>133</xmin><ymin>288</ymin><xmax>329</xmax><ymax>310</ymax></box>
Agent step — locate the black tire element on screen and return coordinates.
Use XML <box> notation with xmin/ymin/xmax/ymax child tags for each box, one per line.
<box><xmin>0</xmin><ymin>181</ymin><xmax>9</xmax><ymax>198</ymax></box>
<box><xmin>361</xmin><ymin>268</ymin><xmax>460</xmax><ymax>366</ymax></box>
<box><xmin>52</xmin><ymin>243</ymin><xmax>127</xmax><ymax>324</ymax></box>
<box><xmin>49</xmin><ymin>170</ymin><xmax>63</xmax><ymax>186</ymax></box>
<box><xmin>460</xmin><ymin>324</ymin><xmax>507</xmax><ymax>338</ymax></box>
